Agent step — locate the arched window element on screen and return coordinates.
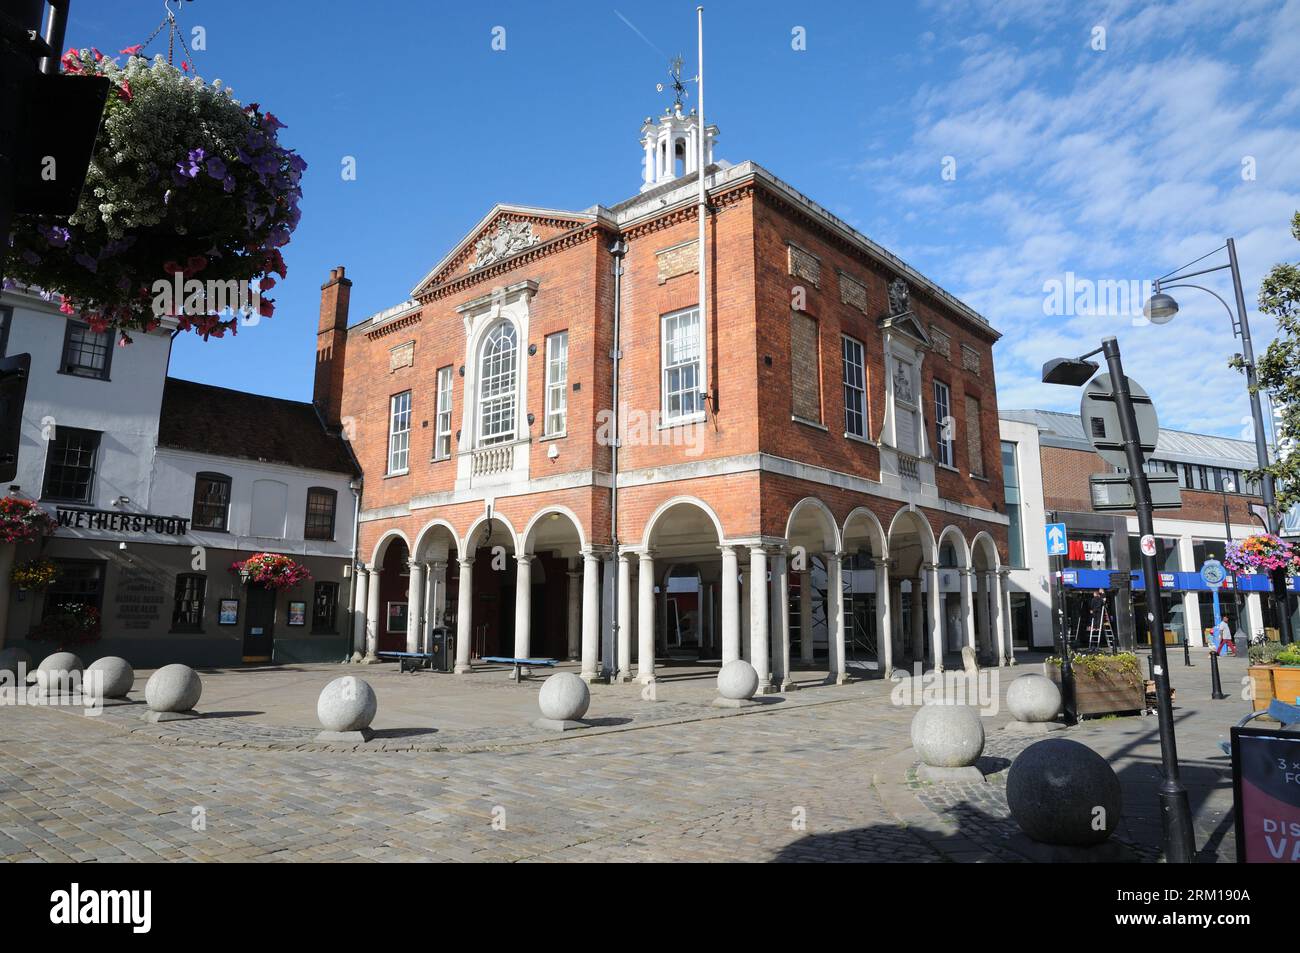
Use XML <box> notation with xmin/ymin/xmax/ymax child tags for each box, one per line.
<box><xmin>478</xmin><ymin>320</ymin><xmax>518</xmax><ymax>445</ymax></box>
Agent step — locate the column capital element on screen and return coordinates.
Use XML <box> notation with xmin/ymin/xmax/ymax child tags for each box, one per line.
<box><xmin>718</xmin><ymin>542</ymin><xmax>739</xmax><ymax>556</ymax></box>
<box><xmin>872</xmin><ymin>557</ymin><xmax>888</xmax><ymax>568</ymax></box>
<box><xmin>429</xmin><ymin>559</ymin><xmax>447</xmax><ymax>571</ymax></box>
<box><xmin>637</xmin><ymin>549</ymin><xmax>656</xmax><ymax>564</ymax></box>
<box><xmin>516</xmin><ymin>552</ymin><xmax>534</xmax><ymax>566</ymax></box>
<box><xmin>996</xmin><ymin>567</ymin><xmax>1011</xmax><ymax>579</ymax></box>
<box><xmin>458</xmin><ymin>554</ymin><xmax>475</xmax><ymax>569</ymax></box>
<box><xmin>406</xmin><ymin>557</ymin><xmax>422</xmax><ymax>572</ymax></box>
<box><xmin>920</xmin><ymin>561</ymin><xmax>939</xmax><ymax>573</ymax></box>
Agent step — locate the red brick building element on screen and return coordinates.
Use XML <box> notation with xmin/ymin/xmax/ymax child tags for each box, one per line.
<box><xmin>318</xmin><ymin>105</ymin><xmax>1014</xmax><ymax>688</ymax></box>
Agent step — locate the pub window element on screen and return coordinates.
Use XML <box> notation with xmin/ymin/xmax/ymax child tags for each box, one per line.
<box><xmin>60</xmin><ymin>321</ymin><xmax>113</xmax><ymax>379</ymax></box>
<box><xmin>42</xmin><ymin>560</ymin><xmax>104</xmax><ymax>619</ymax></box>
<box><xmin>192</xmin><ymin>472</ymin><xmax>232</xmax><ymax>531</ymax></box>
<box><xmin>171</xmin><ymin>574</ymin><xmax>207</xmax><ymax>632</ymax></box>
<box><xmin>41</xmin><ymin>427</ymin><xmax>100</xmax><ymax>502</ymax></box>
<box><xmin>312</xmin><ymin>581</ymin><xmax>339</xmax><ymax>633</ymax></box>
<box><xmin>304</xmin><ymin>487</ymin><xmax>337</xmax><ymax>541</ymax></box>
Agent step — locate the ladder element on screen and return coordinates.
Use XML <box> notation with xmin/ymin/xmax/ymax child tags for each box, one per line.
<box><xmin>1082</xmin><ymin>603</ymin><xmax>1115</xmax><ymax>651</ymax></box>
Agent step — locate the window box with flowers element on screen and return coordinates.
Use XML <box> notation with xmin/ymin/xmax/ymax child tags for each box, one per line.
<box><xmin>231</xmin><ymin>553</ymin><xmax>311</xmax><ymax>592</ymax></box>
<box><xmin>30</xmin><ymin>602</ymin><xmax>101</xmax><ymax>647</ymax></box>
<box><xmin>11</xmin><ymin>558</ymin><xmax>58</xmax><ymax>593</ymax></box>
<box><xmin>1227</xmin><ymin>535</ymin><xmax>1300</xmax><ymax>710</ymax></box>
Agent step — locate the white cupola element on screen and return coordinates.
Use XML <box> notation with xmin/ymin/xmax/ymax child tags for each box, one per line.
<box><xmin>639</xmin><ymin>102</ymin><xmax>719</xmax><ymax>192</ymax></box>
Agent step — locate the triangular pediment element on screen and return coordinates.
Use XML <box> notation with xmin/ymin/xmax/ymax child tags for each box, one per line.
<box><xmin>411</xmin><ymin>204</ymin><xmax>596</xmax><ymax>296</ymax></box>
<box><xmin>877</xmin><ymin>310</ymin><xmax>932</xmax><ymax>348</ymax></box>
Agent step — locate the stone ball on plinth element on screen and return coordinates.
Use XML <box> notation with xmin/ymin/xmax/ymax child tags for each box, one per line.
<box><xmin>34</xmin><ymin>651</ymin><xmax>85</xmax><ymax>695</ymax></box>
<box><xmin>87</xmin><ymin>656</ymin><xmax>135</xmax><ymax>698</ymax></box>
<box><xmin>717</xmin><ymin>659</ymin><xmax>759</xmax><ymax>700</ymax></box>
<box><xmin>910</xmin><ymin>704</ymin><xmax>985</xmax><ymax>767</ymax></box>
<box><xmin>0</xmin><ymin>647</ymin><xmax>32</xmax><ymax>678</ymax></box>
<box><xmin>317</xmin><ymin>675</ymin><xmax>378</xmax><ymax>732</ymax></box>
<box><xmin>1006</xmin><ymin>673</ymin><xmax>1062</xmax><ymax>723</ymax></box>
<box><xmin>145</xmin><ymin>664</ymin><xmax>203</xmax><ymax>713</ymax></box>
<box><xmin>1007</xmin><ymin>738</ymin><xmax>1121</xmax><ymax>846</ymax></box>
<box><xmin>538</xmin><ymin>672</ymin><xmax>591</xmax><ymax>722</ymax></box>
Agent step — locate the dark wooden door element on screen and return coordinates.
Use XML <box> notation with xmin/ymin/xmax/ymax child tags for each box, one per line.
<box><xmin>242</xmin><ymin>586</ymin><xmax>276</xmax><ymax>661</ymax></box>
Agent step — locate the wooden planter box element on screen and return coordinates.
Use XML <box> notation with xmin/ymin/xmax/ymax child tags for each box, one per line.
<box><xmin>1250</xmin><ymin>664</ymin><xmax>1300</xmax><ymax>711</ymax></box>
<box><xmin>1046</xmin><ymin>663</ymin><xmax>1145</xmax><ymax>717</ymax></box>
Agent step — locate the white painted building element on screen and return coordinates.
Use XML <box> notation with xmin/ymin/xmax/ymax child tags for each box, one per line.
<box><xmin>0</xmin><ymin>287</ymin><xmax>359</xmax><ymax>667</ymax></box>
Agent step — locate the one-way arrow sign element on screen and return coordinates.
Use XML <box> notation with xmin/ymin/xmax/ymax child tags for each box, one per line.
<box><xmin>1045</xmin><ymin>522</ymin><xmax>1068</xmax><ymax>557</ymax></box>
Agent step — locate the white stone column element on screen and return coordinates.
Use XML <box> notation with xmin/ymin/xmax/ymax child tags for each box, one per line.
<box><xmin>405</xmin><ymin>559</ymin><xmax>424</xmax><ymax>654</ymax></box>
<box><xmin>999</xmin><ymin>569</ymin><xmax>1015</xmax><ymax>665</ymax></box>
<box><xmin>773</xmin><ymin>549</ymin><xmax>793</xmax><ymax>691</ymax></box>
<box><xmin>351</xmin><ymin>563</ymin><xmax>369</xmax><ymax>656</ymax></box>
<box><xmin>799</xmin><ymin>567</ymin><xmax>815</xmax><ymax>663</ymax></box>
<box><xmin>960</xmin><ymin>568</ymin><xmax>976</xmax><ymax>652</ymax></box>
<box><xmin>617</xmin><ymin>551</ymin><xmax>633</xmax><ymax>682</ymax></box>
<box><xmin>826</xmin><ymin>551</ymin><xmax>847</xmax><ymax>684</ymax></box>
<box><xmin>739</xmin><ymin>562</ymin><xmax>751</xmax><ymax>661</ymax></box>
<box><xmin>365</xmin><ymin>566</ymin><xmax>381</xmax><ymax>660</ymax></box>
<box><xmin>566</xmin><ymin>559</ymin><xmax>581</xmax><ymax>660</ymax></box>
<box><xmin>924</xmin><ymin>562</ymin><xmax>943</xmax><ymax>672</ymax></box>
<box><xmin>991</xmin><ymin>569</ymin><xmax>1006</xmax><ymax>666</ymax></box>
<box><xmin>580</xmin><ymin>549</ymin><xmax>601</xmax><ymax>682</ymax></box>
<box><xmin>454</xmin><ymin>556</ymin><xmax>474</xmax><ymax>673</ymax></box>
<box><xmin>720</xmin><ymin>544</ymin><xmax>740</xmax><ymax>663</ymax></box>
<box><xmin>1246</xmin><ymin>592</ymin><xmax>1265</xmax><ymax>643</ymax></box>
<box><xmin>873</xmin><ymin>558</ymin><xmax>893</xmax><ymax>678</ymax></box>
<box><xmin>749</xmin><ymin>545</ymin><xmax>772</xmax><ymax>692</ymax></box>
<box><xmin>513</xmin><ymin>554</ymin><xmax>533</xmax><ymax>660</ymax></box>
<box><xmin>638</xmin><ymin>550</ymin><xmax>656</xmax><ymax>685</ymax></box>
<box><xmin>976</xmin><ymin>571</ymin><xmax>992</xmax><ymax>660</ymax></box>
<box><xmin>430</xmin><ymin>560</ymin><xmax>448</xmax><ymax>629</ymax></box>
<box><xmin>910</xmin><ymin>575</ymin><xmax>925</xmax><ymax>662</ymax></box>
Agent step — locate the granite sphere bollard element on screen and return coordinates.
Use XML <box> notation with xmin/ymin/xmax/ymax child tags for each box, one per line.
<box><xmin>534</xmin><ymin>672</ymin><xmax>591</xmax><ymax>731</ymax></box>
<box><xmin>316</xmin><ymin>675</ymin><xmax>377</xmax><ymax>741</ymax></box>
<box><xmin>1007</xmin><ymin>738</ymin><xmax>1124</xmax><ymax>856</ymax></box>
<box><xmin>714</xmin><ymin>659</ymin><xmax>760</xmax><ymax>707</ymax></box>
<box><xmin>1006</xmin><ymin>673</ymin><xmax>1062</xmax><ymax>729</ymax></box>
<box><xmin>86</xmin><ymin>656</ymin><xmax>135</xmax><ymax>700</ymax></box>
<box><xmin>143</xmin><ymin>664</ymin><xmax>202</xmax><ymax>721</ymax></box>
<box><xmin>0</xmin><ymin>647</ymin><xmax>32</xmax><ymax>678</ymax></box>
<box><xmin>34</xmin><ymin>651</ymin><xmax>85</xmax><ymax>696</ymax></box>
<box><xmin>910</xmin><ymin>704</ymin><xmax>986</xmax><ymax>782</ymax></box>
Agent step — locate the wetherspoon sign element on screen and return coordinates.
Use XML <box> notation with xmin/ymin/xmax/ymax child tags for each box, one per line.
<box><xmin>54</xmin><ymin>506</ymin><xmax>191</xmax><ymax>536</ymax></box>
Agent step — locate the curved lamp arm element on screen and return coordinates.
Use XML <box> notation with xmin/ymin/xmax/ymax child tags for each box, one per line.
<box><xmin>1156</xmin><ymin>281</ymin><xmax>1237</xmax><ymax>331</ymax></box>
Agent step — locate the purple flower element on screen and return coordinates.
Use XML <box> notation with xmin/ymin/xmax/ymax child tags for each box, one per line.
<box><xmin>176</xmin><ymin>147</ymin><xmax>206</xmax><ymax>178</ymax></box>
<box><xmin>206</xmin><ymin>156</ymin><xmax>228</xmax><ymax>180</ymax></box>
<box><xmin>222</xmin><ymin>174</ymin><xmax>235</xmax><ymax>193</ymax></box>
<box><xmin>42</xmin><ymin>225</ymin><xmax>70</xmax><ymax>247</ymax></box>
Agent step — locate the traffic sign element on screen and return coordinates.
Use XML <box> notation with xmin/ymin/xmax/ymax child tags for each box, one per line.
<box><xmin>1045</xmin><ymin>522</ymin><xmax>1067</xmax><ymax>557</ymax></box>
<box><xmin>1089</xmin><ymin>473</ymin><xmax>1182</xmax><ymax>510</ymax></box>
<box><xmin>1080</xmin><ymin>373</ymin><xmax>1159</xmax><ymax>470</ymax></box>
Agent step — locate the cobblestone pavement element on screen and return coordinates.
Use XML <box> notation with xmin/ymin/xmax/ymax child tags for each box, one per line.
<box><xmin>0</xmin><ymin>652</ymin><xmax>1252</xmax><ymax>862</ymax></box>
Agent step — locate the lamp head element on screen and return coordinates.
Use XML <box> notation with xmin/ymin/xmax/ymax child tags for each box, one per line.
<box><xmin>1041</xmin><ymin>357</ymin><xmax>1100</xmax><ymax>386</ymax></box>
<box><xmin>1144</xmin><ymin>291</ymin><xmax>1179</xmax><ymax>324</ymax></box>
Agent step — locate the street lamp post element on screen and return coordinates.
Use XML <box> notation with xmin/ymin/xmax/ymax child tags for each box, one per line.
<box><xmin>1043</xmin><ymin>337</ymin><xmax>1198</xmax><ymax>864</ymax></box>
<box><xmin>1145</xmin><ymin>238</ymin><xmax>1294</xmax><ymax>645</ymax></box>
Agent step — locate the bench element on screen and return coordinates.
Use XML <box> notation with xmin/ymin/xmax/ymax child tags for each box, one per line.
<box><xmin>1219</xmin><ymin>698</ymin><xmax>1300</xmax><ymax>755</ymax></box>
<box><xmin>480</xmin><ymin>656</ymin><xmax>558</xmax><ymax>681</ymax></box>
<box><xmin>377</xmin><ymin>651</ymin><xmax>435</xmax><ymax>674</ymax></box>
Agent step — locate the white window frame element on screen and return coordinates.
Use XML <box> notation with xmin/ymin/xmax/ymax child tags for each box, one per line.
<box><xmin>544</xmin><ymin>331</ymin><xmax>568</xmax><ymax>436</ymax></box>
<box><xmin>841</xmin><ymin>335</ymin><xmax>866</xmax><ymax>438</ymax></box>
<box><xmin>434</xmin><ymin>366</ymin><xmax>453</xmax><ymax>460</ymax></box>
<box><xmin>661</xmin><ymin>306</ymin><xmax>703</xmax><ymax>423</ymax></box>
<box><xmin>388</xmin><ymin>391</ymin><xmax>411</xmax><ymax>475</ymax></box>
<box><xmin>477</xmin><ymin>320</ymin><xmax>519</xmax><ymax>446</ymax></box>
<box><xmin>933</xmin><ymin>379</ymin><xmax>954</xmax><ymax>467</ymax></box>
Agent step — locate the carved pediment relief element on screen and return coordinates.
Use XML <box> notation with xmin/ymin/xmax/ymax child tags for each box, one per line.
<box><xmin>471</xmin><ymin>220</ymin><xmax>540</xmax><ymax>271</ymax></box>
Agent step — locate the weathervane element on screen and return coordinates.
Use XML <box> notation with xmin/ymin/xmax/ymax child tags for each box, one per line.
<box><xmin>655</xmin><ymin>55</ymin><xmax>688</xmax><ymax>107</ymax></box>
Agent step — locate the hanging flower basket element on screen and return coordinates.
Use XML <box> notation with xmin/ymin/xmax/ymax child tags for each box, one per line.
<box><xmin>30</xmin><ymin>602</ymin><xmax>102</xmax><ymax>646</ymax></box>
<box><xmin>1223</xmin><ymin>534</ymin><xmax>1300</xmax><ymax>577</ymax></box>
<box><xmin>0</xmin><ymin>497</ymin><xmax>56</xmax><ymax>545</ymax></box>
<box><xmin>6</xmin><ymin>50</ymin><xmax>305</xmax><ymax>340</ymax></box>
<box><xmin>11</xmin><ymin>558</ymin><xmax>59</xmax><ymax>591</ymax></box>
<box><xmin>231</xmin><ymin>553</ymin><xmax>311</xmax><ymax>591</ymax></box>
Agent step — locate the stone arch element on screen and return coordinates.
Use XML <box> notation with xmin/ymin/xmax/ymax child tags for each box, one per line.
<box><xmin>521</xmin><ymin>505</ymin><xmax>587</xmax><ymax>556</ymax></box>
<box><xmin>937</xmin><ymin>525</ymin><xmax>971</xmax><ymax>569</ymax></box>
<box><xmin>412</xmin><ymin>518</ymin><xmax>460</xmax><ymax>562</ymax></box>
<box><xmin>785</xmin><ymin>497</ymin><xmax>841</xmax><ymax>555</ymax></box>
<box><xmin>970</xmin><ymin>531</ymin><xmax>1001</xmax><ymax>571</ymax></box>
<box><xmin>842</xmin><ymin>506</ymin><xmax>888</xmax><ymax>561</ymax></box>
<box><xmin>463</xmin><ymin>511</ymin><xmax>520</xmax><ymax>555</ymax></box>
<box><xmin>640</xmin><ymin>495</ymin><xmax>726</xmax><ymax>552</ymax></box>
<box><xmin>369</xmin><ymin>528</ymin><xmax>411</xmax><ymax>566</ymax></box>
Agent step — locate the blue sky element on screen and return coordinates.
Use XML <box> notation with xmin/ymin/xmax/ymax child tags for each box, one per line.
<box><xmin>67</xmin><ymin>0</ymin><xmax>1300</xmax><ymax>438</ymax></box>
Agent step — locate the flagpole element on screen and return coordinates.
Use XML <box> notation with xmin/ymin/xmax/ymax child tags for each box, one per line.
<box><xmin>696</xmin><ymin>5</ymin><xmax>709</xmax><ymax>413</ymax></box>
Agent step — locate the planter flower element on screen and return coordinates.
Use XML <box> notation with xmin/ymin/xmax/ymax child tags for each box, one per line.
<box><xmin>11</xmin><ymin>558</ymin><xmax>58</xmax><ymax>591</ymax></box>
<box><xmin>7</xmin><ymin>49</ymin><xmax>305</xmax><ymax>340</ymax></box>
<box><xmin>231</xmin><ymin>553</ymin><xmax>311</xmax><ymax>591</ymax></box>
<box><xmin>30</xmin><ymin>602</ymin><xmax>101</xmax><ymax>646</ymax></box>
<box><xmin>1224</xmin><ymin>534</ymin><xmax>1300</xmax><ymax>577</ymax></box>
<box><xmin>0</xmin><ymin>497</ymin><xmax>56</xmax><ymax>545</ymax></box>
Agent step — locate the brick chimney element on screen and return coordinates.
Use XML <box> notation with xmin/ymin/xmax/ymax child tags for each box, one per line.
<box><xmin>314</xmin><ymin>265</ymin><xmax>352</xmax><ymax>428</ymax></box>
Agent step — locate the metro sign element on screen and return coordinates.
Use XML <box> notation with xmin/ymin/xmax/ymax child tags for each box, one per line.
<box><xmin>1067</xmin><ymin>539</ymin><xmax>1106</xmax><ymax>565</ymax></box>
